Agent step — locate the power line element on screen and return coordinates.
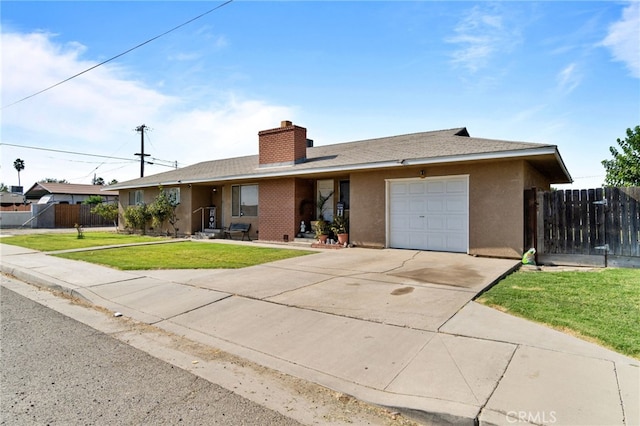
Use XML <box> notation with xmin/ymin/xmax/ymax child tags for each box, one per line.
<box><xmin>0</xmin><ymin>142</ymin><xmax>180</xmax><ymax>168</ymax></box>
<box><xmin>1</xmin><ymin>0</ymin><xmax>234</xmax><ymax>110</ymax></box>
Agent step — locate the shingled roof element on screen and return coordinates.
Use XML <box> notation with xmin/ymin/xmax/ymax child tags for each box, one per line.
<box><xmin>110</xmin><ymin>127</ymin><xmax>571</xmax><ymax>189</ymax></box>
<box><xmin>25</xmin><ymin>182</ymin><xmax>119</xmax><ymax>198</ymax></box>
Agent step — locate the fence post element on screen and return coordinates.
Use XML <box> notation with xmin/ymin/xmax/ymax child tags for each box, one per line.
<box><xmin>536</xmin><ymin>190</ymin><xmax>545</xmax><ymax>256</ymax></box>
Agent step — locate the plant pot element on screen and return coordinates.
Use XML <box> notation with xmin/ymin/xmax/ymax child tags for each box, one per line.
<box><xmin>337</xmin><ymin>233</ymin><xmax>349</xmax><ymax>244</ymax></box>
<box><xmin>318</xmin><ymin>234</ymin><xmax>329</xmax><ymax>244</ymax></box>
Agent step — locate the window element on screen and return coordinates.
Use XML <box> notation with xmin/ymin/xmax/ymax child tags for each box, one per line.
<box><xmin>339</xmin><ymin>180</ymin><xmax>350</xmax><ymax>210</ymax></box>
<box><xmin>232</xmin><ymin>184</ymin><xmax>258</xmax><ymax>217</ymax></box>
<box><xmin>129</xmin><ymin>190</ymin><xmax>144</xmax><ymax>205</ymax></box>
<box><xmin>166</xmin><ymin>187</ymin><xmax>180</xmax><ymax>204</ymax></box>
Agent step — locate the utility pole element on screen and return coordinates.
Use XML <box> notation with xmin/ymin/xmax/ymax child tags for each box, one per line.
<box><xmin>134</xmin><ymin>124</ymin><xmax>150</xmax><ymax>177</ymax></box>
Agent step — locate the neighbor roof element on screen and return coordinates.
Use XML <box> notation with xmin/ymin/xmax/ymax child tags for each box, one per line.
<box><xmin>25</xmin><ymin>182</ymin><xmax>119</xmax><ymax>197</ymax></box>
<box><xmin>109</xmin><ymin>127</ymin><xmax>572</xmax><ymax>190</ymax></box>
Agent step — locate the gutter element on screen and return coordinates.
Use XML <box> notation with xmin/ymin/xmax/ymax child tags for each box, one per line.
<box><xmin>107</xmin><ymin>146</ymin><xmax>568</xmax><ymax>190</ymax></box>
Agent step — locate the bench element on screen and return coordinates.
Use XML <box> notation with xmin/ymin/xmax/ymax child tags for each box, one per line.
<box><xmin>224</xmin><ymin>223</ymin><xmax>251</xmax><ymax>241</ymax></box>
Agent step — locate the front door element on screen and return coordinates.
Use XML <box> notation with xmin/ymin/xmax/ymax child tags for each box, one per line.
<box><xmin>317</xmin><ymin>179</ymin><xmax>334</xmax><ymax>222</ymax></box>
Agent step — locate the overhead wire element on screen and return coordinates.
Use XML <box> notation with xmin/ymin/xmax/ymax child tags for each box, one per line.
<box><xmin>1</xmin><ymin>0</ymin><xmax>235</xmax><ymax>110</ymax></box>
<box><xmin>1</xmin><ymin>142</ymin><xmax>180</xmax><ymax>168</ymax></box>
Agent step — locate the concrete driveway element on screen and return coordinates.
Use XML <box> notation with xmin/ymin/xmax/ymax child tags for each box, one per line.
<box><xmin>4</xmin><ymin>240</ymin><xmax>636</xmax><ymax>425</ymax></box>
<box><xmin>141</xmin><ymin>248</ymin><xmax>520</xmax><ymax>332</ymax></box>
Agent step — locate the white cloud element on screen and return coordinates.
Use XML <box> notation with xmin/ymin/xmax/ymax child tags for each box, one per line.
<box><xmin>557</xmin><ymin>63</ymin><xmax>582</xmax><ymax>94</ymax></box>
<box><xmin>0</xmin><ymin>31</ymin><xmax>293</xmax><ymax>186</ymax></box>
<box><xmin>600</xmin><ymin>2</ymin><xmax>640</xmax><ymax>78</ymax></box>
<box><xmin>446</xmin><ymin>4</ymin><xmax>521</xmax><ymax>73</ymax></box>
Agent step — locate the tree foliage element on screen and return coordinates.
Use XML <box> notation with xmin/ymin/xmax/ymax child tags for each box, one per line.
<box><xmin>82</xmin><ymin>195</ymin><xmax>105</xmax><ymax>205</ymax></box>
<box><xmin>123</xmin><ymin>204</ymin><xmax>151</xmax><ymax>235</ymax></box>
<box><xmin>602</xmin><ymin>126</ymin><xmax>640</xmax><ymax>186</ymax></box>
<box><xmin>13</xmin><ymin>158</ymin><xmax>25</xmax><ymax>186</ymax></box>
<box><xmin>0</xmin><ymin>183</ymin><xmax>8</xmax><ymax>192</ymax></box>
<box><xmin>149</xmin><ymin>188</ymin><xmax>180</xmax><ymax>237</ymax></box>
<box><xmin>122</xmin><ymin>187</ymin><xmax>180</xmax><ymax>236</ymax></box>
<box><xmin>40</xmin><ymin>178</ymin><xmax>69</xmax><ymax>183</ymax></box>
<box><xmin>91</xmin><ymin>203</ymin><xmax>119</xmax><ymax>228</ymax></box>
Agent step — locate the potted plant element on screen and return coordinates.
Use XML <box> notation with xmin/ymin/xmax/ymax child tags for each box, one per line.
<box><xmin>311</xmin><ymin>190</ymin><xmax>334</xmax><ymax>234</ymax></box>
<box><xmin>331</xmin><ymin>215</ymin><xmax>349</xmax><ymax>245</ymax></box>
<box><xmin>314</xmin><ymin>218</ymin><xmax>330</xmax><ymax>243</ymax></box>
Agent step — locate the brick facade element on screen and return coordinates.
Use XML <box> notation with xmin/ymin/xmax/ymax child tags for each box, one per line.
<box><xmin>258</xmin><ymin>121</ymin><xmax>307</xmax><ymax>166</ymax></box>
<box><xmin>258</xmin><ymin>178</ymin><xmax>314</xmax><ymax>242</ymax></box>
<box><xmin>258</xmin><ymin>179</ymin><xmax>297</xmax><ymax>241</ymax></box>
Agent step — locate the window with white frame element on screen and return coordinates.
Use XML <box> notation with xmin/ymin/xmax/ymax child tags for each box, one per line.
<box><xmin>166</xmin><ymin>187</ymin><xmax>180</xmax><ymax>204</ymax></box>
<box><xmin>129</xmin><ymin>190</ymin><xmax>144</xmax><ymax>205</ymax></box>
<box><xmin>231</xmin><ymin>184</ymin><xmax>258</xmax><ymax>217</ymax></box>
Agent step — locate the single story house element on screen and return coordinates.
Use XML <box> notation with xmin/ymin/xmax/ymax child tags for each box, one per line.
<box><xmin>25</xmin><ymin>182</ymin><xmax>119</xmax><ymax>205</ymax></box>
<box><xmin>0</xmin><ymin>191</ymin><xmax>26</xmax><ymax>207</ymax></box>
<box><xmin>108</xmin><ymin>121</ymin><xmax>572</xmax><ymax>259</ymax></box>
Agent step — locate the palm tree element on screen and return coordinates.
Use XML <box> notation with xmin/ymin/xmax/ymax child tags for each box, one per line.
<box><xmin>13</xmin><ymin>158</ymin><xmax>25</xmax><ymax>187</ymax></box>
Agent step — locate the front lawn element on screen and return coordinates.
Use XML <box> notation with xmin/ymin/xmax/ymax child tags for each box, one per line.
<box><xmin>1</xmin><ymin>232</ymin><xmax>167</xmax><ymax>252</ymax></box>
<box><xmin>54</xmin><ymin>241</ymin><xmax>316</xmax><ymax>269</ymax></box>
<box><xmin>477</xmin><ymin>268</ymin><xmax>640</xmax><ymax>359</ymax></box>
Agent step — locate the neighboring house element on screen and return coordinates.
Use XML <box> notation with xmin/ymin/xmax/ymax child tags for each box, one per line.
<box><xmin>108</xmin><ymin>121</ymin><xmax>572</xmax><ymax>259</ymax></box>
<box><xmin>0</xmin><ymin>191</ymin><xmax>26</xmax><ymax>207</ymax></box>
<box><xmin>25</xmin><ymin>182</ymin><xmax>119</xmax><ymax>205</ymax></box>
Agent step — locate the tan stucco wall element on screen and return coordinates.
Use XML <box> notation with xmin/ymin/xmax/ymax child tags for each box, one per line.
<box><xmin>118</xmin><ymin>185</ymin><xmax>195</xmax><ymax>236</ymax></box>
<box><xmin>523</xmin><ymin>162</ymin><xmax>552</xmax><ymax>190</ymax></box>
<box><xmin>349</xmin><ymin>160</ymin><xmax>534</xmax><ymax>258</ymax></box>
<box><xmin>117</xmin><ymin>158</ymin><xmax>549</xmax><ymax>256</ymax></box>
<box><xmin>217</xmin><ymin>183</ymin><xmax>259</xmax><ymax>240</ymax></box>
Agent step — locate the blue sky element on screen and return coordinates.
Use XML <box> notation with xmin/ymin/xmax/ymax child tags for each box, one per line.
<box><xmin>1</xmin><ymin>1</ymin><xmax>638</xmax><ymax>189</ymax></box>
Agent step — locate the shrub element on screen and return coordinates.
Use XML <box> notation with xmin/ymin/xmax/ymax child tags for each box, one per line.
<box><xmin>123</xmin><ymin>204</ymin><xmax>151</xmax><ymax>234</ymax></box>
<box><xmin>149</xmin><ymin>188</ymin><xmax>180</xmax><ymax>237</ymax></box>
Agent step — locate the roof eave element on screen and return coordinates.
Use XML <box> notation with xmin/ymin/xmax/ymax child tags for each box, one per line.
<box><xmin>109</xmin><ymin>146</ymin><xmax>572</xmax><ymax>190</ymax></box>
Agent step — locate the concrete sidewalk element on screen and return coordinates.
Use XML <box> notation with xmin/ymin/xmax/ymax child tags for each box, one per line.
<box><xmin>1</xmin><ymin>241</ymin><xmax>638</xmax><ymax>425</ymax></box>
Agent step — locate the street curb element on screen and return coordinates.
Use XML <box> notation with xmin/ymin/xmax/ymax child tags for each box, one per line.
<box><xmin>0</xmin><ymin>263</ymin><xmax>92</xmax><ymax>304</ymax></box>
<box><xmin>1</xmin><ymin>263</ymin><xmax>481</xmax><ymax>426</ymax></box>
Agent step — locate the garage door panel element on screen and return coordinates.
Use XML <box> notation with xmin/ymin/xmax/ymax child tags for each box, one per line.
<box><xmin>446</xmin><ymin>199</ymin><xmax>466</xmax><ymax>213</ymax></box>
<box><xmin>390</xmin><ymin>215</ymin><xmax>410</xmax><ymax>229</ymax></box>
<box><xmin>445</xmin><ymin>234</ymin><xmax>467</xmax><ymax>252</ymax></box>
<box><xmin>446</xmin><ymin>180</ymin><xmax>466</xmax><ymax>193</ymax></box>
<box><xmin>409</xmin><ymin>199</ymin><xmax>426</xmax><ymax>213</ymax></box>
<box><xmin>390</xmin><ymin>183</ymin><xmax>408</xmax><ymax>195</ymax></box>
<box><xmin>426</xmin><ymin>216</ymin><xmax>444</xmax><ymax>231</ymax></box>
<box><xmin>447</xmin><ymin>216</ymin><xmax>466</xmax><ymax>231</ymax></box>
<box><xmin>427</xmin><ymin>199</ymin><xmax>444</xmax><ymax>212</ymax></box>
<box><xmin>409</xmin><ymin>182</ymin><xmax>426</xmax><ymax>194</ymax></box>
<box><xmin>426</xmin><ymin>181</ymin><xmax>445</xmax><ymax>193</ymax></box>
<box><xmin>389</xmin><ymin>176</ymin><xmax>468</xmax><ymax>253</ymax></box>
<box><xmin>390</xmin><ymin>198</ymin><xmax>409</xmax><ymax>212</ymax></box>
<box><xmin>409</xmin><ymin>217</ymin><xmax>426</xmax><ymax>230</ymax></box>
<box><xmin>426</xmin><ymin>234</ymin><xmax>446</xmax><ymax>251</ymax></box>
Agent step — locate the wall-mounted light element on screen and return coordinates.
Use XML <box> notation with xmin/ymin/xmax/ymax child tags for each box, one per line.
<box><xmin>212</xmin><ymin>187</ymin><xmax>217</xmax><ymax>192</ymax></box>
<box><xmin>420</xmin><ymin>169</ymin><xmax>425</xmax><ymax>178</ymax></box>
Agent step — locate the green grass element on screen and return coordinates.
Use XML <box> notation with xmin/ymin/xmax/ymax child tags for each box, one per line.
<box><xmin>0</xmin><ymin>232</ymin><xmax>167</xmax><ymax>252</ymax></box>
<box><xmin>54</xmin><ymin>241</ymin><xmax>315</xmax><ymax>270</ymax></box>
<box><xmin>477</xmin><ymin>268</ymin><xmax>640</xmax><ymax>359</ymax></box>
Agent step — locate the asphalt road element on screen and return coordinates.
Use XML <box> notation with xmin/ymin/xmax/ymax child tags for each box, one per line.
<box><xmin>0</xmin><ymin>284</ymin><xmax>302</xmax><ymax>425</ymax></box>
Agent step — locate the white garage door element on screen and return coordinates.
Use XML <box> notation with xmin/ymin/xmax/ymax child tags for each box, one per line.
<box><xmin>388</xmin><ymin>176</ymin><xmax>468</xmax><ymax>252</ymax></box>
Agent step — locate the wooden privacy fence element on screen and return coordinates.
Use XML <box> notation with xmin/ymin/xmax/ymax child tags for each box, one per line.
<box><xmin>525</xmin><ymin>187</ymin><xmax>640</xmax><ymax>266</ymax></box>
<box><xmin>54</xmin><ymin>204</ymin><xmax>113</xmax><ymax>228</ymax></box>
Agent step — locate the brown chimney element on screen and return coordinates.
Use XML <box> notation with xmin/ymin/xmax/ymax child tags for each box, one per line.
<box><xmin>258</xmin><ymin>121</ymin><xmax>307</xmax><ymax>166</ymax></box>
